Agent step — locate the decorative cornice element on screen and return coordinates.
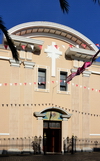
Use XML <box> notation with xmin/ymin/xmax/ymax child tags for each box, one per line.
<box><xmin>34</xmin><ymin>112</ymin><xmax>45</xmax><ymax>117</ymax></box>
<box><xmin>9</xmin><ymin>59</ymin><xmax>21</xmax><ymax>67</ymax></box>
<box><xmin>71</xmin><ymin>68</ymin><xmax>77</xmax><ymax>73</ymax></box>
<box><xmin>0</xmin><ymin>56</ymin><xmax>11</xmax><ymax>60</ymax></box>
<box><xmin>40</xmin><ymin>106</ymin><xmax>72</xmax><ymax>117</ymax></box>
<box><xmin>10</xmin><ymin>35</ymin><xmax>44</xmax><ymax>45</ymax></box>
<box><xmin>8</xmin><ymin>21</ymin><xmax>98</xmax><ymax>51</ymax></box>
<box><xmin>83</xmin><ymin>71</ymin><xmax>91</xmax><ymax>77</ymax></box>
<box><xmin>23</xmin><ymin>61</ymin><xmax>35</xmax><ymax>69</ymax></box>
<box><xmin>66</xmin><ymin>47</ymin><xmax>99</xmax><ymax>61</ymax></box>
<box><xmin>4</xmin><ymin>35</ymin><xmax>44</xmax><ymax>52</ymax></box>
<box><xmin>61</xmin><ymin>114</ymin><xmax>72</xmax><ymax>121</ymax></box>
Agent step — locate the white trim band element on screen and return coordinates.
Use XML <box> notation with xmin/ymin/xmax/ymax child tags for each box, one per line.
<box><xmin>10</xmin><ymin>35</ymin><xmax>44</xmax><ymax>46</ymax></box>
<box><xmin>0</xmin><ymin>56</ymin><xmax>11</xmax><ymax>60</ymax></box>
<box><xmin>0</xmin><ymin>133</ymin><xmax>10</xmax><ymax>136</ymax></box>
<box><xmin>91</xmin><ymin>71</ymin><xmax>100</xmax><ymax>75</ymax></box>
<box><xmin>90</xmin><ymin>134</ymin><xmax>100</xmax><ymax>136</ymax></box>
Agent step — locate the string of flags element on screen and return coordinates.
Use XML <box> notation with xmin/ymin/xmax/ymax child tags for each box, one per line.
<box><xmin>95</xmin><ymin>44</ymin><xmax>100</xmax><ymax>47</ymax></box>
<box><xmin>0</xmin><ymin>81</ymin><xmax>100</xmax><ymax>93</ymax></box>
<box><xmin>4</xmin><ymin>44</ymin><xmax>43</xmax><ymax>50</ymax></box>
<box><xmin>4</xmin><ymin>41</ymin><xmax>100</xmax><ymax>51</ymax></box>
<box><xmin>69</xmin><ymin>44</ymin><xmax>100</xmax><ymax>48</ymax></box>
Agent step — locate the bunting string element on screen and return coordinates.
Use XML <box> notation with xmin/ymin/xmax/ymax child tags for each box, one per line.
<box><xmin>0</xmin><ymin>81</ymin><xmax>99</xmax><ymax>93</ymax></box>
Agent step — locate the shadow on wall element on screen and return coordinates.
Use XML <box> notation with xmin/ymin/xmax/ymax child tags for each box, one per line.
<box><xmin>0</xmin><ymin>136</ymin><xmax>42</xmax><ymax>155</ymax></box>
<box><xmin>63</xmin><ymin>136</ymin><xmax>100</xmax><ymax>153</ymax></box>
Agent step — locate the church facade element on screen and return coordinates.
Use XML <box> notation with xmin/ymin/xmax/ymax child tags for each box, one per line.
<box><xmin>0</xmin><ymin>21</ymin><xmax>100</xmax><ymax>153</ymax></box>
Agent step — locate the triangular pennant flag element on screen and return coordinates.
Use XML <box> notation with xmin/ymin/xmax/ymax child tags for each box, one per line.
<box><xmin>38</xmin><ymin>45</ymin><xmax>42</xmax><ymax>50</ymax></box>
<box><xmin>21</xmin><ymin>45</ymin><xmax>26</xmax><ymax>50</ymax></box>
<box><xmin>34</xmin><ymin>82</ymin><xmax>36</xmax><ymax>84</ymax></box>
<box><xmin>76</xmin><ymin>45</ymin><xmax>79</xmax><ymax>48</ymax></box>
<box><xmin>0</xmin><ymin>83</ymin><xmax>2</xmax><ymax>86</ymax></box>
<box><xmin>96</xmin><ymin>44</ymin><xmax>100</xmax><ymax>47</ymax></box>
<box><xmin>4</xmin><ymin>45</ymin><xmax>8</xmax><ymax>49</ymax></box>
<box><xmin>30</xmin><ymin>45</ymin><xmax>34</xmax><ymax>50</ymax></box>
<box><xmin>42</xmin><ymin>82</ymin><xmax>46</xmax><ymax>84</ymax></box>
<box><xmin>52</xmin><ymin>81</ymin><xmax>54</xmax><ymax>83</ymax></box>
<box><xmin>62</xmin><ymin>45</ymin><xmax>65</xmax><ymax>48</ymax></box>
<box><xmin>54</xmin><ymin>45</ymin><xmax>58</xmax><ymax>49</ymax></box>
<box><xmin>24</xmin><ymin>83</ymin><xmax>27</xmax><ymax>85</ymax></box>
<box><xmin>4</xmin><ymin>83</ymin><xmax>7</xmax><ymax>86</ymax></box>
<box><xmin>69</xmin><ymin>44</ymin><xmax>73</xmax><ymax>48</ymax></box>
<box><xmin>14</xmin><ymin>83</ymin><xmax>17</xmax><ymax>86</ymax></box>
<box><xmin>82</xmin><ymin>44</ymin><xmax>86</xmax><ymax>48</ymax></box>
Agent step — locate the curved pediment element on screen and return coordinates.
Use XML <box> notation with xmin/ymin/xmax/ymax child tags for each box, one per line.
<box><xmin>8</xmin><ymin>21</ymin><xmax>98</xmax><ymax>52</ymax></box>
<box><xmin>34</xmin><ymin>106</ymin><xmax>72</xmax><ymax>120</ymax></box>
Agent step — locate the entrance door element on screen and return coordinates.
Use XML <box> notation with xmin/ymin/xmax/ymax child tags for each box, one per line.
<box><xmin>43</xmin><ymin>121</ymin><xmax>61</xmax><ymax>152</ymax></box>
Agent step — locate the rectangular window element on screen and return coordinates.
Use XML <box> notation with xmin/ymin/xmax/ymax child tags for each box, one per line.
<box><xmin>38</xmin><ymin>68</ymin><xmax>46</xmax><ymax>89</ymax></box>
<box><xmin>60</xmin><ymin>71</ymin><xmax>67</xmax><ymax>91</ymax></box>
<box><xmin>43</xmin><ymin>121</ymin><xmax>61</xmax><ymax>129</ymax></box>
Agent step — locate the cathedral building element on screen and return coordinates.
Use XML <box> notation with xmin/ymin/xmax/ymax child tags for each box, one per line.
<box><xmin>0</xmin><ymin>21</ymin><xmax>100</xmax><ymax>153</ymax></box>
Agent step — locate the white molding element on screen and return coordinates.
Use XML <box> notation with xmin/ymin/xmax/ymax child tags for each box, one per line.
<box><xmin>66</xmin><ymin>47</ymin><xmax>99</xmax><ymax>60</ymax></box>
<box><xmin>23</xmin><ymin>61</ymin><xmax>35</xmax><ymax>69</ymax></box>
<box><xmin>91</xmin><ymin>71</ymin><xmax>100</xmax><ymax>75</ymax></box>
<box><xmin>61</xmin><ymin>114</ymin><xmax>72</xmax><ymax>119</ymax></box>
<box><xmin>0</xmin><ymin>133</ymin><xmax>10</xmax><ymax>136</ymax></box>
<box><xmin>90</xmin><ymin>134</ymin><xmax>100</xmax><ymax>136</ymax></box>
<box><xmin>34</xmin><ymin>112</ymin><xmax>45</xmax><ymax>118</ymax></box>
<box><xmin>0</xmin><ymin>56</ymin><xmax>11</xmax><ymax>60</ymax></box>
<box><xmin>40</xmin><ymin>107</ymin><xmax>71</xmax><ymax>116</ymax></box>
<box><xmin>71</xmin><ymin>68</ymin><xmax>77</xmax><ymax>73</ymax></box>
<box><xmin>9</xmin><ymin>59</ymin><xmax>21</xmax><ymax>67</ymax></box>
<box><xmin>25</xmin><ymin>32</ymin><xmax>77</xmax><ymax>47</ymax></box>
<box><xmin>8</xmin><ymin>35</ymin><xmax>44</xmax><ymax>46</ymax></box>
<box><xmin>8</xmin><ymin>21</ymin><xmax>98</xmax><ymax>51</ymax></box>
<box><xmin>83</xmin><ymin>71</ymin><xmax>91</xmax><ymax>77</ymax></box>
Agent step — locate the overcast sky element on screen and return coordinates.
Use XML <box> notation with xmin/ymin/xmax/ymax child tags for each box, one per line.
<box><xmin>0</xmin><ymin>0</ymin><xmax>100</xmax><ymax>60</ymax></box>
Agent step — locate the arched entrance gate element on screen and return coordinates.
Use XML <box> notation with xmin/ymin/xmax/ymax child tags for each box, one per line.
<box><xmin>34</xmin><ymin>107</ymin><xmax>72</xmax><ymax>153</ymax></box>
